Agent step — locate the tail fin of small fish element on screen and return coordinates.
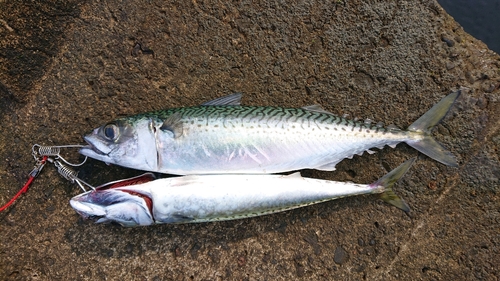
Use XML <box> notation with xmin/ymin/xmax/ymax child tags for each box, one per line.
<box><xmin>406</xmin><ymin>91</ymin><xmax>460</xmax><ymax>167</ymax></box>
<box><xmin>373</xmin><ymin>157</ymin><xmax>416</xmax><ymax>212</ymax></box>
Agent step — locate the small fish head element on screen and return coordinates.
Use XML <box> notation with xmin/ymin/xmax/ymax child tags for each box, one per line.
<box><xmin>70</xmin><ymin>188</ymin><xmax>154</xmax><ymax>227</ymax></box>
<box><xmin>80</xmin><ymin>118</ymin><xmax>158</xmax><ymax>171</ymax></box>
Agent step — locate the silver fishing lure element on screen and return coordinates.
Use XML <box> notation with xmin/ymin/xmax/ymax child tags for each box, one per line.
<box><xmin>70</xmin><ymin>158</ymin><xmax>415</xmax><ymax>227</ymax></box>
<box><xmin>80</xmin><ymin>92</ymin><xmax>459</xmax><ymax>174</ymax></box>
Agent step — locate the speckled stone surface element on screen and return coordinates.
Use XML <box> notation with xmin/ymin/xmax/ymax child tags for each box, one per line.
<box><xmin>1</xmin><ymin>1</ymin><xmax>498</xmax><ymax>280</ymax></box>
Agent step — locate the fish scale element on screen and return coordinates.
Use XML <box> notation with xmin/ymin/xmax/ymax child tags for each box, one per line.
<box><xmin>80</xmin><ymin>91</ymin><xmax>460</xmax><ymax>174</ymax></box>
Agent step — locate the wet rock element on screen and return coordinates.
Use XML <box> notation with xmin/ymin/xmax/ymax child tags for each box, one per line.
<box><xmin>334</xmin><ymin>246</ymin><xmax>349</xmax><ymax>265</ymax></box>
<box><xmin>441</xmin><ymin>35</ymin><xmax>455</xmax><ymax>47</ymax></box>
<box><xmin>189</xmin><ymin>242</ymin><xmax>202</xmax><ymax>259</ymax></box>
<box><xmin>237</xmin><ymin>252</ymin><xmax>247</xmax><ymax>267</ymax></box>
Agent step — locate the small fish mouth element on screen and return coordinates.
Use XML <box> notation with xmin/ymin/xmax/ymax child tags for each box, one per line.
<box><xmin>81</xmin><ymin>136</ymin><xmax>108</xmax><ymax>156</ymax></box>
<box><xmin>82</xmin><ymin>144</ymin><xmax>107</xmax><ymax>156</ymax></box>
<box><xmin>69</xmin><ymin>199</ymin><xmax>105</xmax><ymax>221</ymax></box>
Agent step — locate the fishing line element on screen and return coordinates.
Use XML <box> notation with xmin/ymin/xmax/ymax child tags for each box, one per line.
<box><xmin>0</xmin><ymin>156</ymin><xmax>48</xmax><ymax>212</ymax></box>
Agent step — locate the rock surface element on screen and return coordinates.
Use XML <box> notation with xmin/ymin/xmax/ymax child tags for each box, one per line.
<box><xmin>1</xmin><ymin>0</ymin><xmax>498</xmax><ymax>280</ymax></box>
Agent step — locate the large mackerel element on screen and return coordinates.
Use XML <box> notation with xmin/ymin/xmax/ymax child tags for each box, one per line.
<box><xmin>70</xmin><ymin>158</ymin><xmax>415</xmax><ymax>227</ymax></box>
<box><xmin>80</xmin><ymin>92</ymin><xmax>460</xmax><ymax>174</ymax></box>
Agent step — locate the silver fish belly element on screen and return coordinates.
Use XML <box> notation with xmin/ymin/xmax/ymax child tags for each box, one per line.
<box><xmin>70</xmin><ymin>158</ymin><xmax>414</xmax><ymax>227</ymax></box>
<box><xmin>80</xmin><ymin>92</ymin><xmax>459</xmax><ymax>174</ymax></box>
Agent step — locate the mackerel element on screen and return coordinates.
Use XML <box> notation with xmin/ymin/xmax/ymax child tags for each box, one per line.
<box><xmin>80</xmin><ymin>92</ymin><xmax>460</xmax><ymax>174</ymax></box>
<box><xmin>70</xmin><ymin>158</ymin><xmax>415</xmax><ymax>227</ymax></box>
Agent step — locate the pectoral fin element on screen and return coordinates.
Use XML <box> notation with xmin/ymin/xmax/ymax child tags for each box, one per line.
<box><xmin>160</xmin><ymin>112</ymin><xmax>184</xmax><ymax>138</ymax></box>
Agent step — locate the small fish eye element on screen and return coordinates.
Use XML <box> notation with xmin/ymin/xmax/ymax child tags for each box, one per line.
<box><xmin>103</xmin><ymin>124</ymin><xmax>118</xmax><ymax>140</ymax></box>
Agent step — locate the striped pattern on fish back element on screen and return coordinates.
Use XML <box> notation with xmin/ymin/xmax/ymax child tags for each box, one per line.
<box><xmin>129</xmin><ymin>105</ymin><xmax>396</xmax><ymax>134</ymax></box>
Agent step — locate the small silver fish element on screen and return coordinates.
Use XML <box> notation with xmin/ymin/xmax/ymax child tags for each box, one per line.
<box><xmin>80</xmin><ymin>92</ymin><xmax>459</xmax><ymax>174</ymax></box>
<box><xmin>70</xmin><ymin>158</ymin><xmax>415</xmax><ymax>227</ymax></box>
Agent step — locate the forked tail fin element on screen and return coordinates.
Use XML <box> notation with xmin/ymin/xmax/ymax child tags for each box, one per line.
<box><xmin>406</xmin><ymin>91</ymin><xmax>460</xmax><ymax>167</ymax></box>
<box><xmin>373</xmin><ymin>158</ymin><xmax>416</xmax><ymax>212</ymax></box>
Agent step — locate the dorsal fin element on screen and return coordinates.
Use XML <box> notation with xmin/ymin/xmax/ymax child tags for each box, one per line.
<box><xmin>201</xmin><ymin>93</ymin><xmax>243</xmax><ymax>106</ymax></box>
<box><xmin>302</xmin><ymin>105</ymin><xmax>335</xmax><ymax>115</ymax></box>
<box><xmin>160</xmin><ymin>112</ymin><xmax>184</xmax><ymax>138</ymax></box>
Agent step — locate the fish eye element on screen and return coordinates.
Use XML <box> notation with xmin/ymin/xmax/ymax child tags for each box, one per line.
<box><xmin>103</xmin><ymin>124</ymin><xmax>118</xmax><ymax>140</ymax></box>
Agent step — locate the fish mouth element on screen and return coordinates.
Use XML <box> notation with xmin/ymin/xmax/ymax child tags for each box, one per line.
<box><xmin>79</xmin><ymin>135</ymin><xmax>110</xmax><ymax>157</ymax></box>
<box><xmin>80</xmin><ymin>143</ymin><xmax>107</xmax><ymax>156</ymax></box>
<box><xmin>70</xmin><ymin>194</ymin><xmax>114</xmax><ymax>224</ymax></box>
<box><xmin>69</xmin><ymin>199</ymin><xmax>106</xmax><ymax>221</ymax></box>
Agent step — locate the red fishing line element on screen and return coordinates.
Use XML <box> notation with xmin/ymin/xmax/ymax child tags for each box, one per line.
<box><xmin>0</xmin><ymin>156</ymin><xmax>48</xmax><ymax>212</ymax></box>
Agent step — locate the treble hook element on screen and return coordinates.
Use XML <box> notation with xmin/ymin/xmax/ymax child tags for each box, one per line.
<box><xmin>32</xmin><ymin>144</ymin><xmax>88</xmax><ymax>167</ymax></box>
